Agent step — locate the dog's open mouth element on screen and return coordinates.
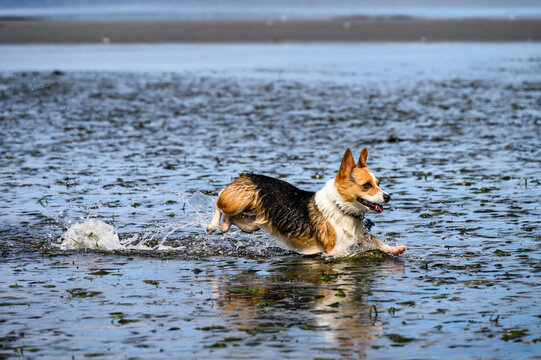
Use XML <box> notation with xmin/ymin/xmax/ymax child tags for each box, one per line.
<box><xmin>357</xmin><ymin>198</ymin><xmax>384</xmax><ymax>213</ymax></box>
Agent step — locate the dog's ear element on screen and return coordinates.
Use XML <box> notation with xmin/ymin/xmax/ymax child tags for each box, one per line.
<box><xmin>338</xmin><ymin>148</ymin><xmax>355</xmax><ymax>178</ymax></box>
<box><xmin>357</xmin><ymin>147</ymin><xmax>368</xmax><ymax>168</ymax></box>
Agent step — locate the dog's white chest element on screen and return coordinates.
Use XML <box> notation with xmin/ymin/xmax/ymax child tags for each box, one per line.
<box><xmin>327</xmin><ymin>216</ymin><xmax>367</xmax><ymax>255</ymax></box>
<box><xmin>315</xmin><ymin>180</ymin><xmax>369</xmax><ymax>255</ymax></box>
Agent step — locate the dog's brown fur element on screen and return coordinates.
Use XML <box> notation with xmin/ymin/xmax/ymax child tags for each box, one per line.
<box><xmin>216</xmin><ymin>174</ymin><xmax>337</xmax><ymax>253</ymax></box>
<box><xmin>207</xmin><ymin>148</ymin><xmax>406</xmax><ymax>256</ymax></box>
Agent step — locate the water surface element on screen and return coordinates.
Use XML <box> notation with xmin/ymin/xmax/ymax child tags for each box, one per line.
<box><xmin>1</xmin><ymin>43</ymin><xmax>540</xmax><ymax>358</ymax></box>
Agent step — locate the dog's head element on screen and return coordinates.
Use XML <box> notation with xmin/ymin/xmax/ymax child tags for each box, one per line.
<box><xmin>334</xmin><ymin>148</ymin><xmax>391</xmax><ymax>214</ymax></box>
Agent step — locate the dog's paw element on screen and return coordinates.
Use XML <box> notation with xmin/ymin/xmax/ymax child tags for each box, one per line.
<box><xmin>206</xmin><ymin>225</ymin><xmax>217</xmax><ymax>234</ymax></box>
<box><xmin>390</xmin><ymin>244</ymin><xmax>407</xmax><ymax>256</ymax></box>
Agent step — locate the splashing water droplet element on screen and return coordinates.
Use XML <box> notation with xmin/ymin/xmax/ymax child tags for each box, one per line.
<box><xmin>56</xmin><ymin>218</ymin><xmax>121</xmax><ymax>250</ymax></box>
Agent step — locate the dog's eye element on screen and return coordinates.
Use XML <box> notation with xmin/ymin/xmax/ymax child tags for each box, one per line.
<box><xmin>363</xmin><ymin>182</ymin><xmax>372</xmax><ymax>190</ymax></box>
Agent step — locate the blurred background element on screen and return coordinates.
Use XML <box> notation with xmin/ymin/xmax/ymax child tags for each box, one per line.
<box><xmin>2</xmin><ymin>0</ymin><xmax>541</xmax><ymax>20</ymax></box>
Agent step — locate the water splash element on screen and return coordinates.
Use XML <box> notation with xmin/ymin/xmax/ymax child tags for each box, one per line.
<box><xmin>55</xmin><ymin>191</ymin><xmax>216</xmax><ymax>251</ymax></box>
<box><xmin>53</xmin><ymin>189</ymin><xmax>297</xmax><ymax>258</ymax></box>
<box><xmin>57</xmin><ymin>217</ymin><xmax>122</xmax><ymax>251</ymax></box>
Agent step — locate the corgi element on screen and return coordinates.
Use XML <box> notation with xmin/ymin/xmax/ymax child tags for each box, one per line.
<box><xmin>206</xmin><ymin>148</ymin><xmax>406</xmax><ymax>256</ymax></box>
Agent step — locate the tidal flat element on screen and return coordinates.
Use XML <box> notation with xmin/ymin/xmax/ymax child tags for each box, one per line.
<box><xmin>0</xmin><ymin>43</ymin><xmax>540</xmax><ymax>359</ymax></box>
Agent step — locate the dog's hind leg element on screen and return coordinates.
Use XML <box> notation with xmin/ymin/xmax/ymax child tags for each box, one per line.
<box><xmin>230</xmin><ymin>213</ymin><xmax>259</xmax><ymax>233</ymax></box>
<box><xmin>220</xmin><ymin>215</ymin><xmax>232</xmax><ymax>233</ymax></box>
<box><xmin>206</xmin><ymin>202</ymin><xmax>222</xmax><ymax>234</ymax></box>
<box><xmin>208</xmin><ymin>174</ymin><xmax>259</xmax><ymax>234</ymax></box>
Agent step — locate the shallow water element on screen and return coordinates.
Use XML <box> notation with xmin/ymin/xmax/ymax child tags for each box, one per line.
<box><xmin>1</xmin><ymin>43</ymin><xmax>540</xmax><ymax>358</ymax></box>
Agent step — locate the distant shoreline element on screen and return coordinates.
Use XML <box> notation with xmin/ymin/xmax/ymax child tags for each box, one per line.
<box><xmin>1</xmin><ymin>18</ymin><xmax>540</xmax><ymax>43</ymax></box>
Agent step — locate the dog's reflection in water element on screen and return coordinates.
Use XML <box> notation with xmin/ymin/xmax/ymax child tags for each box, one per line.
<box><xmin>209</xmin><ymin>255</ymin><xmax>405</xmax><ymax>357</ymax></box>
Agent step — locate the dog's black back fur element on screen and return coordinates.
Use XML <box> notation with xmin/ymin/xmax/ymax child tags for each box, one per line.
<box><xmin>247</xmin><ymin>173</ymin><xmax>315</xmax><ymax>237</ymax></box>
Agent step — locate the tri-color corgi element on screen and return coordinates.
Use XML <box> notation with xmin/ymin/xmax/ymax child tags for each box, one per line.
<box><xmin>206</xmin><ymin>148</ymin><xmax>406</xmax><ymax>256</ymax></box>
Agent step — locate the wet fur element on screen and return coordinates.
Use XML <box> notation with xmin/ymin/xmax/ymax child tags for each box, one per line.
<box><xmin>207</xmin><ymin>148</ymin><xmax>406</xmax><ymax>256</ymax></box>
<box><xmin>212</xmin><ymin>174</ymin><xmax>333</xmax><ymax>253</ymax></box>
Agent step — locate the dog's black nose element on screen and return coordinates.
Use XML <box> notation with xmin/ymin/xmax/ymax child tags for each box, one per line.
<box><xmin>383</xmin><ymin>193</ymin><xmax>391</xmax><ymax>203</ymax></box>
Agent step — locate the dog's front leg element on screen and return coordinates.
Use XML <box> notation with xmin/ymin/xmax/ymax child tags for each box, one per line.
<box><xmin>364</xmin><ymin>234</ymin><xmax>406</xmax><ymax>256</ymax></box>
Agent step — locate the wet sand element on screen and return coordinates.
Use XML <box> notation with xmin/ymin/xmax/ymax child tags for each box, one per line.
<box><xmin>1</xmin><ymin>18</ymin><xmax>540</xmax><ymax>43</ymax></box>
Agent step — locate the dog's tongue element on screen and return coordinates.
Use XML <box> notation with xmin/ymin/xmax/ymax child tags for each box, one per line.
<box><xmin>376</xmin><ymin>205</ymin><xmax>384</xmax><ymax>212</ymax></box>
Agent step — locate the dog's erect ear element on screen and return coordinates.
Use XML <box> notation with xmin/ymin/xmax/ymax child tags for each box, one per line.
<box><xmin>357</xmin><ymin>147</ymin><xmax>368</xmax><ymax>168</ymax></box>
<box><xmin>338</xmin><ymin>148</ymin><xmax>356</xmax><ymax>178</ymax></box>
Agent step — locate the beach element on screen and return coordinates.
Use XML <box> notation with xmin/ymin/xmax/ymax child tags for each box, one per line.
<box><xmin>1</xmin><ymin>18</ymin><xmax>540</xmax><ymax>43</ymax></box>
